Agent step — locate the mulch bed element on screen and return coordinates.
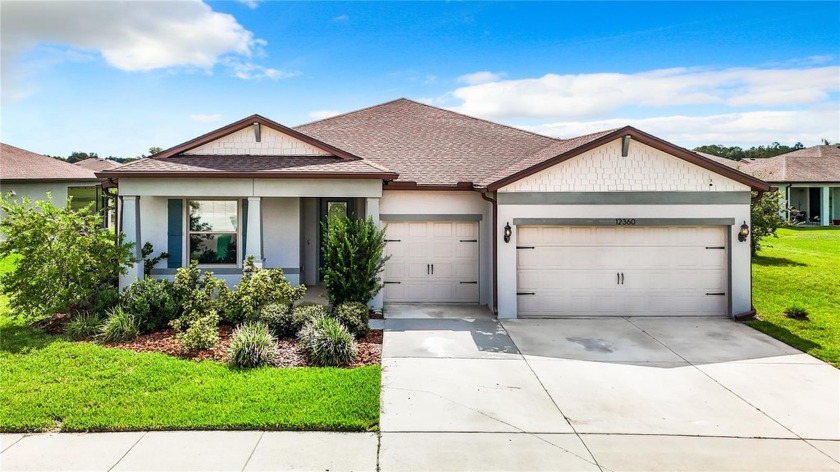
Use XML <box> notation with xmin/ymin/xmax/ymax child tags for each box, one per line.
<box><xmin>104</xmin><ymin>327</ymin><xmax>382</xmax><ymax>368</ymax></box>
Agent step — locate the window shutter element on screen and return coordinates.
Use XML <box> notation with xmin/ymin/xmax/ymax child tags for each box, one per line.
<box><xmin>167</xmin><ymin>199</ymin><xmax>183</xmax><ymax>268</ymax></box>
<box><xmin>242</xmin><ymin>199</ymin><xmax>248</xmax><ymax>260</ymax></box>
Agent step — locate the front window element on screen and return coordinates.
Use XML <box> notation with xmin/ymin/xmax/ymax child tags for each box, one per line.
<box><xmin>188</xmin><ymin>200</ymin><xmax>238</xmax><ymax>264</ymax></box>
<box><xmin>68</xmin><ymin>186</ymin><xmax>99</xmax><ymax>213</ymax></box>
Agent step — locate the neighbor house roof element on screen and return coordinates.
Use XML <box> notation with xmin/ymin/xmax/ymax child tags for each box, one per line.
<box><xmin>697</xmin><ymin>145</ymin><xmax>840</xmax><ymax>183</ymax></box>
<box><xmin>75</xmin><ymin>158</ymin><xmax>120</xmax><ymax>172</ymax></box>
<box><xmin>0</xmin><ymin>143</ymin><xmax>100</xmax><ymax>182</ymax></box>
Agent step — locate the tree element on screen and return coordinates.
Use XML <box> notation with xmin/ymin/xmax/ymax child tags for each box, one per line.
<box><xmin>0</xmin><ymin>195</ymin><xmax>135</xmax><ymax>320</ymax></box>
<box><xmin>693</xmin><ymin>141</ymin><xmax>807</xmax><ymax>160</ymax></box>
<box><xmin>750</xmin><ymin>191</ymin><xmax>786</xmax><ymax>256</ymax></box>
<box><xmin>148</xmin><ymin>147</ymin><xmax>163</xmax><ymax>156</ymax></box>
<box><xmin>67</xmin><ymin>151</ymin><xmax>98</xmax><ymax>163</ymax></box>
<box><xmin>321</xmin><ymin>216</ymin><xmax>390</xmax><ymax>305</ymax></box>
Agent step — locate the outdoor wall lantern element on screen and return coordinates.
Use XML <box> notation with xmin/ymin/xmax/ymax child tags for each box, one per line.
<box><xmin>504</xmin><ymin>222</ymin><xmax>512</xmax><ymax>243</ymax></box>
<box><xmin>738</xmin><ymin>221</ymin><xmax>750</xmax><ymax>242</ymax></box>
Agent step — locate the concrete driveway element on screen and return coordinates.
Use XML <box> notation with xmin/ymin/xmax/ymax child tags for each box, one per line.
<box><xmin>380</xmin><ymin>307</ymin><xmax>840</xmax><ymax>471</ymax></box>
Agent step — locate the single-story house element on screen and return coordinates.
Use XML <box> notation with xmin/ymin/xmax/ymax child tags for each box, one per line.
<box><xmin>99</xmin><ymin>99</ymin><xmax>772</xmax><ymax>319</ymax></box>
<box><xmin>75</xmin><ymin>157</ymin><xmax>120</xmax><ymax>172</ymax></box>
<box><xmin>701</xmin><ymin>145</ymin><xmax>840</xmax><ymax>225</ymax></box>
<box><xmin>0</xmin><ymin>143</ymin><xmax>111</xmax><ymax>219</ymax></box>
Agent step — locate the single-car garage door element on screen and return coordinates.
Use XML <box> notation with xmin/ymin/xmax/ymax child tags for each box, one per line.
<box><xmin>517</xmin><ymin>226</ymin><xmax>727</xmax><ymax>317</ymax></box>
<box><xmin>384</xmin><ymin>221</ymin><xmax>479</xmax><ymax>303</ymax></box>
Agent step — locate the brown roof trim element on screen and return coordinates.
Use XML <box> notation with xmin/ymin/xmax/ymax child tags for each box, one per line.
<box><xmin>486</xmin><ymin>126</ymin><xmax>773</xmax><ymax>192</ymax></box>
<box><xmin>95</xmin><ymin>171</ymin><xmax>398</xmax><ymax>180</ymax></box>
<box><xmin>152</xmin><ymin>114</ymin><xmax>365</xmax><ymax>161</ymax></box>
<box><xmin>384</xmin><ymin>181</ymin><xmax>476</xmax><ymax>191</ymax></box>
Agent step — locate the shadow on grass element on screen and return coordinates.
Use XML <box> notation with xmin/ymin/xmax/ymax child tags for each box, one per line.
<box><xmin>745</xmin><ymin>319</ymin><xmax>822</xmax><ymax>354</ymax></box>
<box><xmin>753</xmin><ymin>255</ymin><xmax>807</xmax><ymax>267</ymax></box>
<box><xmin>0</xmin><ymin>324</ymin><xmax>60</xmax><ymax>354</ymax></box>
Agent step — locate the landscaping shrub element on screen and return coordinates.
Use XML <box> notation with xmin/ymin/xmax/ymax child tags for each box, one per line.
<box><xmin>0</xmin><ymin>196</ymin><xmax>135</xmax><ymax>321</ymax></box>
<box><xmin>298</xmin><ymin>316</ymin><xmax>357</xmax><ymax>367</ymax></box>
<box><xmin>228</xmin><ymin>322</ymin><xmax>277</xmax><ymax>368</ymax></box>
<box><xmin>141</xmin><ymin>242</ymin><xmax>169</xmax><ymax>278</ymax></box>
<box><xmin>65</xmin><ymin>313</ymin><xmax>102</xmax><ymax>340</ymax></box>
<box><xmin>100</xmin><ymin>306</ymin><xmax>139</xmax><ymax>342</ymax></box>
<box><xmin>92</xmin><ymin>287</ymin><xmax>121</xmax><ymax>315</ymax></box>
<box><xmin>171</xmin><ymin>262</ymin><xmax>224</xmax><ymax>352</ymax></box>
<box><xmin>332</xmin><ymin>301</ymin><xmax>370</xmax><ymax>338</ymax></box>
<box><xmin>321</xmin><ymin>216</ymin><xmax>389</xmax><ymax>306</ymax></box>
<box><xmin>784</xmin><ymin>305</ymin><xmax>809</xmax><ymax>320</ymax></box>
<box><xmin>750</xmin><ymin>190</ymin><xmax>787</xmax><ymax>255</ymax></box>
<box><xmin>121</xmin><ymin>278</ymin><xmax>178</xmax><ymax>332</ymax></box>
<box><xmin>220</xmin><ymin>257</ymin><xmax>306</xmax><ymax>324</ymax></box>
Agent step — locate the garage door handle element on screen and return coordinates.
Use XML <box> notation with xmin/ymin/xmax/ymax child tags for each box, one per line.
<box><xmin>460</xmin><ymin>281</ymin><xmax>478</xmax><ymax>284</ymax></box>
<box><xmin>427</xmin><ymin>264</ymin><xmax>430</xmax><ymax>275</ymax></box>
<box><xmin>705</xmin><ymin>292</ymin><xmax>725</xmax><ymax>296</ymax></box>
<box><xmin>517</xmin><ymin>292</ymin><xmax>535</xmax><ymax>296</ymax></box>
<box><xmin>384</xmin><ymin>281</ymin><xmax>401</xmax><ymax>284</ymax></box>
<box><xmin>431</xmin><ymin>264</ymin><xmax>434</xmax><ymax>275</ymax></box>
<box><xmin>705</xmin><ymin>246</ymin><xmax>725</xmax><ymax>249</ymax></box>
<box><xmin>384</xmin><ymin>239</ymin><xmax>401</xmax><ymax>242</ymax></box>
<box><xmin>621</xmin><ymin>272</ymin><xmax>624</xmax><ymax>285</ymax></box>
<box><xmin>617</xmin><ymin>272</ymin><xmax>620</xmax><ymax>285</ymax></box>
<box><xmin>460</xmin><ymin>239</ymin><xmax>477</xmax><ymax>242</ymax></box>
<box><xmin>516</xmin><ymin>246</ymin><xmax>535</xmax><ymax>249</ymax></box>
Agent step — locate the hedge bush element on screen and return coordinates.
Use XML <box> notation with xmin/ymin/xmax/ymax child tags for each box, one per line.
<box><xmin>170</xmin><ymin>262</ymin><xmax>224</xmax><ymax>352</ymax></box>
<box><xmin>228</xmin><ymin>322</ymin><xmax>277</xmax><ymax>368</ymax></box>
<box><xmin>65</xmin><ymin>313</ymin><xmax>102</xmax><ymax>340</ymax></box>
<box><xmin>100</xmin><ymin>306</ymin><xmax>139</xmax><ymax>342</ymax></box>
<box><xmin>298</xmin><ymin>316</ymin><xmax>357</xmax><ymax>367</ymax></box>
<box><xmin>121</xmin><ymin>278</ymin><xmax>178</xmax><ymax>333</ymax></box>
<box><xmin>332</xmin><ymin>301</ymin><xmax>370</xmax><ymax>338</ymax></box>
<box><xmin>321</xmin><ymin>216</ymin><xmax>389</xmax><ymax>305</ymax></box>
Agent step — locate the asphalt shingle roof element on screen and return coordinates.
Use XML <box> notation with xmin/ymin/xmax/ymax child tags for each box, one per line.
<box><xmin>107</xmin><ymin>155</ymin><xmax>394</xmax><ymax>176</ymax></box>
<box><xmin>75</xmin><ymin>158</ymin><xmax>120</xmax><ymax>172</ymax></box>
<box><xmin>1</xmin><ymin>143</ymin><xmax>99</xmax><ymax>181</ymax></box>
<box><xmin>698</xmin><ymin>145</ymin><xmax>840</xmax><ymax>183</ymax></box>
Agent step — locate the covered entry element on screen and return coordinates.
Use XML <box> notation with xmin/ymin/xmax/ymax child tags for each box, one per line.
<box><xmin>516</xmin><ymin>224</ymin><xmax>729</xmax><ymax>317</ymax></box>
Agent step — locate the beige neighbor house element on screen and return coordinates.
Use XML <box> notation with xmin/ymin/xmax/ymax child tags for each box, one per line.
<box><xmin>99</xmin><ymin>99</ymin><xmax>772</xmax><ymax>319</ymax></box>
<box><xmin>0</xmin><ymin>143</ymin><xmax>111</xmax><ymax>220</ymax></box>
<box><xmin>701</xmin><ymin>145</ymin><xmax>840</xmax><ymax>226</ymax></box>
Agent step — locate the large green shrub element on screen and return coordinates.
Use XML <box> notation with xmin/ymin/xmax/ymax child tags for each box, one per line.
<box><xmin>121</xmin><ymin>278</ymin><xmax>178</xmax><ymax>332</ymax></box>
<box><xmin>221</xmin><ymin>257</ymin><xmax>306</xmax><ymax>324</ymax></box>
<box><xmin>750</xmin><ymin>190</ymin><xmax>787</xmax><ymax>255</ymax></box>
<box><xmin>170</xmin><ymin>262</ymin><xmax>225</xmax><ymax>352</ymax></box>
<box><xmin>100</xmin><ymin>306</ymin><xmax>139</xmax><ymax>342</ymax></box>
<box><xmin>332</xmin><ymin>301</ymin><xmax>370</xmax><ymax>338</ymax></box>
<box><xmin>0</xmin><ymin>196</ymin><xmax>135</xmax><ymax>321</ymax></box>
<box><xmin>228</xmin><ymin>322</ymin><xmax>277</xmax><ymax>368</ymax></box>
<box><xmin>258</xmin><ymin>303</ymin><xmax>329</xmax><ymax>338</ymax></box>
<box><xmin>298</xmin><ymin>316</ymin><xmax>357</xmax><ymax>367</ymax></box>
<box><xmin>321</xmin><ymin>216</ymin><xmax>389</xmax><ymax>305</ymax></box>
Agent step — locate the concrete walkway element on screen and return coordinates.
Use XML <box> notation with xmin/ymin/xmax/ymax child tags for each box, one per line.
<box><xmin>3</xmin><ymin>307</ymin><xmax>839</xmax><ymax>471</ymax></box>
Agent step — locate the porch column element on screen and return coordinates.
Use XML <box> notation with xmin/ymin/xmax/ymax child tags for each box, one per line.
<box><xmin>820</xmin><ymin>186</ymin><xmax>830</xmax><ymax>226</ymax></box>
<box><xmin>245</xmin><ymin>197</ymin><xmax>263</xmax><ymax>267</ymax></box>
<box><xmin>120</xmin><ymin>195</ymin><xmax>143</xmax><ymax>288</ymax></box>
<box><xmin>366</xmin><ymin>197</ymin><xmax>383</xmax><ymax>311</ymax></box>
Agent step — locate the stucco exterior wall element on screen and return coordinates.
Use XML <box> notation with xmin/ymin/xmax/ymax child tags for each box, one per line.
<box><xmin>262</xmin><ymin>197</ymin><xmax>301</xmax><ymax>284</ymax></box>
<box><xmin>1</xmin><ymin>181</ymin><xmax>97</xmax><ymax>208</ymax></box>
<box><xmin>119</xmin><ymin>178</ymin><xmax>382</xmax><ymax>199</ymax></box>
<box><xmin>500</xmin><ymin>140</ymin><xmax>751</xmax><ymax>193</ymax></box>
<box><xmin>184</xmin><ymin>126</ymin><xmax>330</xmax><ymax>156</ymax></box>
<box><xmin>380</xmin><ymin>190</ymin><xmax>494</xmax><ymax>307</ymax></box>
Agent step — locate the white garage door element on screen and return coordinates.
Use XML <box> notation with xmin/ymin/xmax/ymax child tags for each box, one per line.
<box><xmin>517</xmin><ymin>226</ymin><xmax>727</xmax><ymax>317</ymax></box>
<box><xmin>384</xmin><ymin>221</ymin><xmax>479</xmax><ymax>303</ymax></box>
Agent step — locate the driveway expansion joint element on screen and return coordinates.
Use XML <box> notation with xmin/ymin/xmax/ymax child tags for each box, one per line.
<box><xmin>107</xmin><ymin>430</ymin><xmax>147</xmax><ymax>472</ymax></box>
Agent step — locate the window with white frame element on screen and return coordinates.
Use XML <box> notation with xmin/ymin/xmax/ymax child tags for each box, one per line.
<box><xmin>188</xmin><ymin>200</ymin><xmax>238</xmax><ymax>265</ymax></box>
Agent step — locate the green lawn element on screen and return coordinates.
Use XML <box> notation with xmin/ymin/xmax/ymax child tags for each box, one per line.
<box><xmin>748</xmin><ymin>227</ymin><xmax>840</xmax><ymax>367</ymax></box>
<box><xmin>0</xmin><ymin>257</ymin><xmax>380</xmax><ymax>433</ymax></box>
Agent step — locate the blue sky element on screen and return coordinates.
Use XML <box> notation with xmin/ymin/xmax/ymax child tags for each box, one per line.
<box><xmin>1</xmin><ymin>1</ymin><xmax>838</xmax><ymax>157</ymax></box>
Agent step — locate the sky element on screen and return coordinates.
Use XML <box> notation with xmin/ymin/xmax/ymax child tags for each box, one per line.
<box><xmin>1</xmin><ymin>1</ymin><xmax>838</xmax><ymax>158</ymax></box>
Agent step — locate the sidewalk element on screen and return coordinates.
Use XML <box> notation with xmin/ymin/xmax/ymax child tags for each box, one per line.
<box><xmin>0</xmin><ymin>431</ymin><xmax>378</xmax><ymax>471</ymax></box>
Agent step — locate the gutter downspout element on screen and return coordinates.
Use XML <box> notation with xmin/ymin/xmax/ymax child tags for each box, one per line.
<box><xmin>480</xmin><ymin>189</ymin><xmax>498</xmax><ymax>315</ymax></box>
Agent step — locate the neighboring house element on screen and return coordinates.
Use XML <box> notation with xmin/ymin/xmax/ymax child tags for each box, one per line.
<box><xmin>0</xmin><ymin>143</ymin><xmax>110</xmax><ymax>219</ymax></box>
<box><xmin>700</xmin><ymin>145</ymin><xmax>840</xmax><ymax>226</ymax></box>
<box><xmin>75</xmin><ymin>157</ymin><xmax>120</xmax><ymax>172</ymax></box>
<box><xmin>99</xmin><ymin>99</ymin><xmax>772</xmax><ymax>319</ymax></box>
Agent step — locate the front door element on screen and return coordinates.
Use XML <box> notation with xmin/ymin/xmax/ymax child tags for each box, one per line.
<box><xmin>319</xmin><ymin>198</ymin><xmax>356</xmax><ymax>280</ymax></box>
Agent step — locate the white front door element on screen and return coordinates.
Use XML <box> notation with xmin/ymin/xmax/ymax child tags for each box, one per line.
<box><xmin>384</xmin><ymin>221</ymin><xmax>479</xmax><ymax>303</ymax></box>
<box><xmin>517</xmin><ymin>226</ymin><xmax>728</xmax><ymax>317</ymax></box>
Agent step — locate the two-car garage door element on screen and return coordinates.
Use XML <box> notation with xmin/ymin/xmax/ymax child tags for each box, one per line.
<box><xmin>383</xmin><ymin>221</ymin><xmax>479</xmax><ymax>303</ymax></box>
<box><xmin>517</xmin><ymin>226</ymin><xmax>728</xmax><ymax>317</ymax></box>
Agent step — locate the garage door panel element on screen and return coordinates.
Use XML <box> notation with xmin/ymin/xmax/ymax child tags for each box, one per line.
<box><xmin>517</xmin><ymin>226</ymin><xmax>727</xmax><ymax>317</ymax></box>
<box><xmin>384</xmin><ymin>221</ymin><xmax>479</xmax><ymax>303</ymax></box>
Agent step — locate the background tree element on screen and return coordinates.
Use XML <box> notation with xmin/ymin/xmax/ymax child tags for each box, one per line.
<box><xmin>67</xmin><ymin>151</ymin><xmax>99</xmax><ymax>163</ymax></box>
<box><xmin>750</xmin><ymin>191</ymin><xmax>786</xmax><ymax>256</ymax></box>
<box><xmin>147</xmin><ymin>146</ymin><xmax>163</xmax><ymax>156</ymax></box>
<box><xmin>693</xmin><ymin>141</ymin><xmax>806</xmax><ymax>161</ymax></box>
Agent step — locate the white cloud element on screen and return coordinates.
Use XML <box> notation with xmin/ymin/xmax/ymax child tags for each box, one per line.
<box><xmin>308</xmin><ymin>110</ymin><xmax>343</xmax><ymax>120</ymax></box>
<box><xmin>1</xmin><ymin>0</ymin><xmax>290</xmax><ymax>99</ymax></box>
<box><xmin>449</xmin><ymin>66</ymin><xmax>839</xmax><ymax>119</ymax></box>
<box><xmin>333</xmin><ymin>15</ymin><xmax>349</xmax><ymax>22</ymax></box>
<box><xmin>189</xmin><ymin>113</ymin><xmax>223</xmax><ymax>123</ymax></box>
<box><xmin>457</xmin><ymin>71</ymin><xmax>505</xmax><ymax>85</ymax></box>
<box><xmin>223</xmin><ymin>58</ymin><xmax>300</xmax><ymax>80</ymax></box>
<box><xmin>521</xmin><ymin>107</ymin><xmax>839</xmax><ymax>148</ymax></box>
<box><xmin>237</xmin><ymin>0</ymin><xmax>261</xmax><ymax>9</ymax></box>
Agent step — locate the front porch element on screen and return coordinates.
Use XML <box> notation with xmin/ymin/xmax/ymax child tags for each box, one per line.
<box><xmin>118</xmin><ymin>177</ymin><xmax>385</xmax><ymax>309</ymax></box>
<box><xmin>785</xmin><ymin>184</ymin><xmax>840</xmax><ymax>226</ymax></box>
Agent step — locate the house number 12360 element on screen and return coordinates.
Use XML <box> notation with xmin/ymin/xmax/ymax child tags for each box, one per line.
<box><xmin>615</xmin><ymin>218</ymin><xmax>637</xmax><ymax>225</ymax></box>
